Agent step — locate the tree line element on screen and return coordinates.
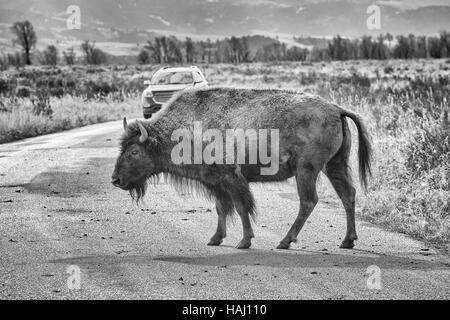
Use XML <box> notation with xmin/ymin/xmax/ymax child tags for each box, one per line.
<box><xmin>137</xmin><ymin>35</ymin><xmax>310</xmax><ymax>64</ymax></box>
<box><xmin>322</xmin><ymin>32</ymin><xmax>450</xmax><ymax>60</ymax></box>
<box><xmin>138</xmin><ymin>32</ymin><xmax>450</xmax><ymax>64</ymax></box>
<box><xmin>0</xmin><ymin>20</ymin><xmax>107</xmax><ymax>70</ymax></box>
<box><xmin>2</xmin><ymin>20</ymin><xmax>450</xmax><ymax>70</ymax></box>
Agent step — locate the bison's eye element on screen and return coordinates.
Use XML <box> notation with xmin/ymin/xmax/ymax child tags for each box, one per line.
<box><xmin>131</xmin><ymin>150</ymin><xmax>139</xmax><ymax>155</ymax></box>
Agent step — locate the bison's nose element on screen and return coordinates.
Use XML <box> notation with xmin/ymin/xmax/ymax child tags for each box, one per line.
<box><xmin>111</xmin><ymin>174</ymin><xmax>121</xmax><ymax>187</ymax></box>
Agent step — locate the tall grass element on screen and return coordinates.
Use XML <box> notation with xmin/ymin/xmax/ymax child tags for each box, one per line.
<box><xmin>0</xmin><ymin>65</ymin><xmax>149</xmax><ymax>144</ymax></box>
<box><xmin>0</xmin><ymin>95</ymin><xmax>139</xmax><ymax>144</ymax></box>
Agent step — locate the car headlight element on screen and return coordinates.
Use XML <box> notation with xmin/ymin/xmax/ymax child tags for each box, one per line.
<box><xmin>142</xmin><ymin>92</ymin><xmax>154</xmax><ymax>107</ymax></box>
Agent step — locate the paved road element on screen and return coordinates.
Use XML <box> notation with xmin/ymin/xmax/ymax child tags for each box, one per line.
<box><xmin>0</xmin><ymin>120</ymin><xmax>449</xmax><ymax>299</ymax></box>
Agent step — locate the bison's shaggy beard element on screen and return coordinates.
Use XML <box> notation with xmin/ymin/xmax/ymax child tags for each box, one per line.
<box><xmin>128</xmin><ymin>179</ymin><xmax>148</xmax><ymax>204</ymax></box>
<box><xmin>127</xmin><ymin>174</ymin><xmax>160</xmax><ymax>204</ymax></box>
<box><xmin>127</xmin><ymin>172</ymin><xmax>217</xmax><ymax>205</ymax></box>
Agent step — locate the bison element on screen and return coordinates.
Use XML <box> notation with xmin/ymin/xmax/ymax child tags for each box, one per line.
<box><xmin>112</xmin><ymin>87</ymin><xmax>372</xmax><ymax>250</ymax></box>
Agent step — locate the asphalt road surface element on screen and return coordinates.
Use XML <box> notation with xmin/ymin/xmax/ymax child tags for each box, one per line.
<box><xmin>1</xmin><ymin>120</ymin><xmax>449</xmax><ymax>299</ymax></box>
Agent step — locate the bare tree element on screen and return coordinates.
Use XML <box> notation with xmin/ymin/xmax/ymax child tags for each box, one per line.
<box><xmin>10</xmin><ymin>20</ymin><xmax>37</xmax><ymax>65</ymax></box>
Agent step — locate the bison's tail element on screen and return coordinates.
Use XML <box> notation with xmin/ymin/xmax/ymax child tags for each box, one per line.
<box><xmin>340</xmin><ymin>109</ymin><xmax>373</xmax><ymax>190</ymax></box>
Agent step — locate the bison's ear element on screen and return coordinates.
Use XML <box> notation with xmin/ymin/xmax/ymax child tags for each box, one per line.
<box><xmin>123</xmin><ymin>117</ymin><xmax>128</xmax><ymax>132</ymax></box>
<box><xmin>137</xmin><ymin>120</ymin><xmax>148</xmax><ymax>143</ymax></box>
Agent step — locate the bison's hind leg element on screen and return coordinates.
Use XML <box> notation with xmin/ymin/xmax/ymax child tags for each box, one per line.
<box><xmin>277</xmin><ymin>160</ymin><xmax>321</xmax><ymax>250</ymax></box>
<box><xmin>324</xmin><ymin>158</ymin><xmax>357</xmax><ymax>249</ymax></box>
<box><xmin>208</xmin><ymin>191</ymin><xmax>234</xmax><ymax>246</ymax></box>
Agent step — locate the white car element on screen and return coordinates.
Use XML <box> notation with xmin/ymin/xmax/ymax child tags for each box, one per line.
<box><xmin>141</xmin><ymin>66</ymin><xmax>208</xmax><ymax>119</ymax></box>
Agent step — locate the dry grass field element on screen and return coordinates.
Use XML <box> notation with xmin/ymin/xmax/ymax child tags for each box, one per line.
<box><xmin>0</xmin><ymin>60</ymin><xmax>449</xmax><ymax>248</ymax></box>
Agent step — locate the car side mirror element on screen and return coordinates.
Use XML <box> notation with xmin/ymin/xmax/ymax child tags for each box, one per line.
<box><xmin>144</xmin><ymin>80</ymin><xmax>151</xmax><ymax>86</ymax></box>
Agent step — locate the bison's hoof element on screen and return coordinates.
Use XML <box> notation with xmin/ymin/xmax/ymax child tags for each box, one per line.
<box><xmin>276</xmin><ymin>241</ymin><xmax>291</xmax><ymax>250</ymax></box>
<box><xmin>207</xmin><ymin>238</ymin><xmax>223</xmax><ymax>246</ymax></box>
<box><xmin>236</xmin><ymin>239</ymin><xmax>251</xmax><ymax>249</ymax></box>
<box><xmin>339</xmin><ymin>240</ymin><xmax>355</xmax><ymax>249</ymax></box>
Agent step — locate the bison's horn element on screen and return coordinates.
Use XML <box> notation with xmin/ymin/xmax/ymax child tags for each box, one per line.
<box><xmin>137</xmin><ymin>120</ymin><xmax>148</xmax><ymax>143</ymax></box>
<box><xmin>123</xmin><ymin>117</ymin><xmax>128</xmax><ymax>132</ymax></box>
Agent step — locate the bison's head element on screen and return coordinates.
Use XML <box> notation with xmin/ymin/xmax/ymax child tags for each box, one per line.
<box><xmin>111</xmin><ymin>118</ymin><xmax>157</xmax><ymax>202</ymax></box>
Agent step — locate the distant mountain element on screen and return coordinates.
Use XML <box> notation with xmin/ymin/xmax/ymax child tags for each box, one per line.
<box><xmin>0</xmin><ymin>0</ymin><xmax>449</xmax><ymax>55</ymax></box>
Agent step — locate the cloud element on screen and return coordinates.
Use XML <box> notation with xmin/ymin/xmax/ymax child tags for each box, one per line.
<box><xmin>375</xmin><ymin>0</ymin><xmax>450</xmax><ymax>10</ymax></box>
<box><xmin>148</xmin><ymin>14</ymin><xmax>171</xmax><ymax>27</ymax></box>
<box><xmin>233</xmin><ymin>0</ymin><xmax>291</xmax><ymax>8</ymax></box>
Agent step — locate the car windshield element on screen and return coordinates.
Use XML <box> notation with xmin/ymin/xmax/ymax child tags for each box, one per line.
<box><xmin>151</xmin><ymin>71</ymin><xmax>193</xmax><ymax>85</ymax></box>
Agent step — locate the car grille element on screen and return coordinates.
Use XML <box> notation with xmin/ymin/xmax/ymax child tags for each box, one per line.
<box><xmin>153</xmin><ymin>91</ymin><xmax>176</xmax><ymax>104</ymax></box>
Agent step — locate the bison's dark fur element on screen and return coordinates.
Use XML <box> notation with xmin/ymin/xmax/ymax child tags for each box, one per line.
<box><xmin>112</xmin><ymin>87</ymin><xmax>372</xmax><ymax>249</ymax></box>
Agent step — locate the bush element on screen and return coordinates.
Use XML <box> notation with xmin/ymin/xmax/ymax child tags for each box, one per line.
<box><xmin>62</xmin><ymin>47</ymin><xmax>76</xmax><ymax>65</ymax></box>
<box><xmin>384</xmin><ymin>65</ymin><xmax>394</xmax><ymax>74</ymax></box>
<box><xmin>0</xmin><ymin>77</ymin><xmax>10</xmax><ymax>94</ymax></box>
<box><xmin>30</xmin><ymin>92</ymin><xmax>53</xmax><ymax>117</ymax></box>
<box><xmin>81</xmin><ymin>41</ymin><xmax>107</xmax><ymax>65</ymax></box>
<box><xmin>0</xmin><ymin>99</ymin><xmax>9</xmax><ymax>113</ymax></box>
<box><xmin>137</xmin><ymin>49</ymin><xmax>150</xmax><ymax>64</ymax></box>
<box><xmin>0</xmin><ymin>55</ymin><xmax>10</xmax><ymax>71</ymax></box>
<box><xmin>83</xmin><ymin>79</ymin><xmax>118</xmax><ymax>99</ymax></box>
<box><xmin>35</xmin><ymin>74</ymin><xmax>66</xmax><ymax>97</ymax></box>
<box><xmin>41</xmin><ymin>45</ymin><xmax>59</xmax><ymax>66</ymax></box>
<box><xmin>15</xmin><ymin>85</ymin><xmax>33</xmax><ymax>98</ymax></box>
<box><xmin>6</xmin><ymin>52</ymin><xmax>24</xmax><ymax>69</ymax></box>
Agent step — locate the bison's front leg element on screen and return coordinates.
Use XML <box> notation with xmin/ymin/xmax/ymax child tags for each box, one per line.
<box><xmin>208</xmin><ymin>195</ymin><xmax>233</xmax><ymax>246</ymax></box>
<box><xmin>235</xmin><ymin>209</ymin><xmax>254</xmax><ymax>249</ymax></box>
<box><xmin>209</xmin><ymin>172</ymin><xmax>255</xmax><ymax>249</ymax></box>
